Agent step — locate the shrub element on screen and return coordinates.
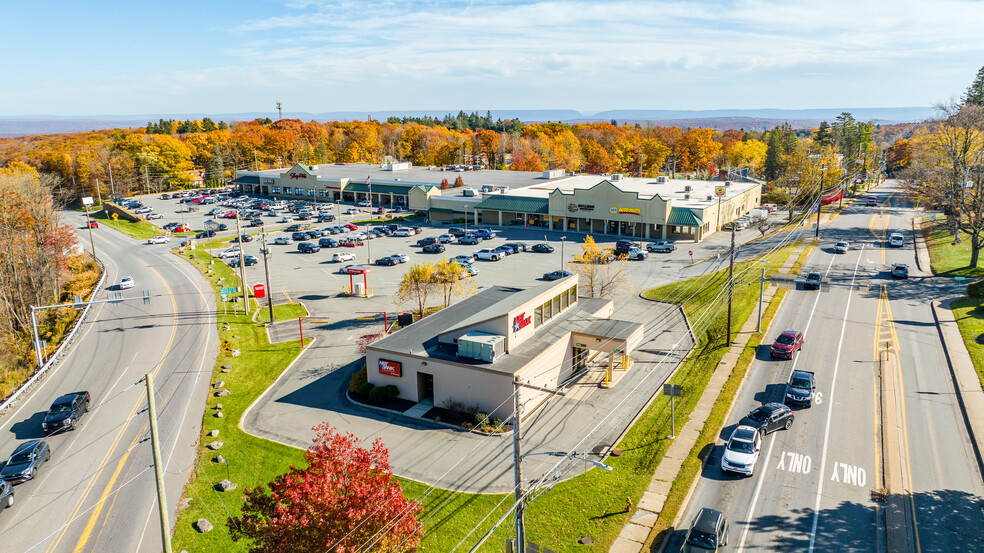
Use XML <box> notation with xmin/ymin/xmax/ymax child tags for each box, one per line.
<box><xmin>349</xmin><ymin>366</ymin><xmax>368</xmax><ymax>394</ymax></box>
<box><xmin>474</xmin><ymin>412</ymin><xmax>490</xmax><ymax>427</ymax></box>
<box><xmin>968</xmin><ymin>280</ymin><xmax>984</xmax><ymax>298</ymax></box>
<box><xmin>368</xmin><ymin>384</ymin><xmax>399</xmax><ymax>404</ymax></box>
<box><xmin>357</xmin><ymin>382</ymin><xmax>375</xmax><ymax>396</ymax></box>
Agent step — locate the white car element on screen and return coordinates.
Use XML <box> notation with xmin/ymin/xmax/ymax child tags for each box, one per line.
<box><xmin>888</xmin><ymin>233</ymin><xmax>904</xmax><ymax>247</ymax></box>
<box><xmin>452</xmin><ymin>254</ymin><xmax>475</xmax><ymax>264</ymax></box>
<box><xmin>318</xmin><ymin>203</ymin><xmax>335</xmax><ymax>211</ymax></box>
<box><xmin>273</xmin><ymin>237</ymin><xmax>292</xmax><ymax>245</ymax></box>
<box><xmin>147</xmin><ymin>235</ymin><xmax>170</xmax><ymax>244</ymax></box>
<box><xmin>217</xmin><ymin>247</ymin><xmax>241</xmax><ymax>259</ymax></box>
<box><xmin>474</xmin><ymin>248</ymin><xmax>503</xmax><ymax>261</ymax></box>
<box><xmin>393</xmin><ymin>228</ymin><xmax>413</xmax><ymax>237</ymax></box>
<box><xmin>332</xmin><ymin>252</ymin><xmax>356</xmax><ymax>262</ymax></box>
<box><xmin>357</xmin><ymin>200</ymin><xmax>372</xmax><ymax>207</ymax></box>
<box><xmin>119</xmin><ymin>276</ymin><xmax>134</xmax><ymax>290</ymax></box>
<box><xmin>145</xmin><ymin>213</ymin><xmax>164</xmax><ymax>220</ymax></box>
<box><xmin>438</xmin><ymin>234</ymin><xmax>456</xmax><ymax>244</ymax></box>
<box><xmin>624</xmin><ymin>247</ymin><xmax>647</xmax><ymax>260</ymax></box>
<box><xmin>344</xmin><ymin>208</ymin><xmax>362</xmax><ymax>215</ymax></box>
<box><xmin>834</xmin><ymin>241</ymin><xmax>849</xmax><ymax>254</ymax></box>
<box><xmin>721</xmin><ymin>425</ymin><xmax>762</xmax><ymax>476</ymax></box>
<box><xmin>133</xmin><ymin>206</ymin><xmax>153</xmax><ymax>214</ymax></box>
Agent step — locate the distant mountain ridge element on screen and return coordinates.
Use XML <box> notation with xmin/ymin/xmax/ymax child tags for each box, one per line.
<box><xmin>0</xmin><ymin>107</ymin><xmax>936</xmax><ymax>138</ymax></box>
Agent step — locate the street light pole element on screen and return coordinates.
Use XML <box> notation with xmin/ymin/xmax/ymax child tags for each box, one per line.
<box><xmin>560</xmin><ymin>236</ymin><xmax>567</xmax><ymax>272</ymax></box>
<box><xmin>234</xmin><ymin>212</ymin><xmax>249</xmax><ymax>313</ymax></box>
<box><xmin>261</xmin><ymin>231</ymin><xmax>274</xmax><ymax>324</ymax></box>
<box><xmin>513</xmin><ymin>379</ymin><xmax>525</xmax><ymax>552</ymax></box>
<box><xmin>816</xmin><ymin>165</ymin><xmax>826</xmax><ymax>239</ymax></box>
<box><xmin>727</xmin><ymin>224</ymin><xmax>735</xmax><ymax>344</ymax></box>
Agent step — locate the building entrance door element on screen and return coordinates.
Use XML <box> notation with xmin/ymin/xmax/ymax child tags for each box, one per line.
<box><xmin>417</xmin><ymin>372</ymin><xmax>434</xmax><ymax>401</ymax></box>
<box><xmin>573</xmin><ymin>347</ymin><xmax>588</xmax><ymax>371</ymax></box>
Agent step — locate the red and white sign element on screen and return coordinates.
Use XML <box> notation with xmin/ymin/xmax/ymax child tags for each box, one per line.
<box><xmin>378</xmin><ymin>359</ymin><xmax>402</xmax><ymax>377</ymax></box>
<box><xmin>513</xmin><ymin>312</ymin><xmax>532</xmax><ymax>332</ymax></box>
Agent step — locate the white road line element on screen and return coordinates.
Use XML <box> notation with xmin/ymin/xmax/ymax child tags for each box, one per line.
<box><xmin>807</xmin><ymin>246</ymin><xmax>865</xmax><ymax>553</ymax></box>
<box><xmin>736</xmin><ymin>251</ymin><xmax>838</xmax><ymax>552</ymax></box>
<box><xmin>100</xmin><ymin>353</ymin><xmax>140</xmax><ymax>406</ymax></box>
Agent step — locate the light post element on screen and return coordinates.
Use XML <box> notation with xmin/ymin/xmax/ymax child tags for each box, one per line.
<box><xmin>816</xmin><ymin>165</ymin><xmax>826</xmax><ymax>239</ymax></box>
<box><xmin>559</xmin><ymin>236</ymin><xmax>567</xmax><ymax>273</ymax></box>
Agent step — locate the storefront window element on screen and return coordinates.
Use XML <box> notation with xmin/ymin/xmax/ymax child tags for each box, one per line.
<box><xmin>561</xmin><ymin>290</ymin><xmax>569</xmax><ymax>309</ymax></box>
<box><xmin>284</xmin><ymin>187</ymin><xmax>293</xmax><ymax>195</ymax></box>
<box><xmin>534</xmin><ymin>305</ymin><xmax>542</xmax><ymax>328</ymax></box>
<box><xmin>272</xmin><ymin>187</ymin><xmax>281</xmax><ymax>194</ymax></box>
<box><xmin>570</xmin><ymin>285</ymin><xmax>577</xmax><ymax>300</ymax></box>
<box><xmin>543</xmin><ymin>301</ymin><xmax>552</xmax><ymax>320</ymax></box>
<box><xmin>552</xmin><ymin>295</ymin><xmax>561</xmax><ymax>315</ymax></box>
<box><xmin>307</xmin><ymin>189</ymin><xmax>315</xmax><ymax>196</ymax></box>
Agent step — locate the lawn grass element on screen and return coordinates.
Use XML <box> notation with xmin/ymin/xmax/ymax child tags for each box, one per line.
<box><xmin>923</xmin><ymin>218</ymin><xmax>984</xmax><ymax>277</ymax></box>
<box><xmin>948</xmin><ymin>298</ymin><xmax>984</xmax><ymax>390</ymax></box>
<box><xmin>88</xmin><ymin>209</ymin><xmax>164</xmax><ymax>240</ymax></box>
<box><xmin>251</xmin><ymin>301</ymin><xmax>308</xmax><ymax>323</ymax></box>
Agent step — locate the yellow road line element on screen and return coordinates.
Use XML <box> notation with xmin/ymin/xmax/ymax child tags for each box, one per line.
<box><xmin>48</xmin><ymin>265</ymin><xmax>179</xmax><ymax>553</ymax></box>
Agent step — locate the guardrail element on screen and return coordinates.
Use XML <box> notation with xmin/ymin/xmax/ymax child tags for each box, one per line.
<box><xmin>0</xmin><ymin>256</ymin><xmax>107</xmax><ymax>417</ymax></box>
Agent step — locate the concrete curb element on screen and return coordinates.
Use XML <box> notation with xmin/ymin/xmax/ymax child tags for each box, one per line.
<box><xmin>929</xmin><ymin>298</ymin><xmax>984</xmax><ymax>479</ymax></box>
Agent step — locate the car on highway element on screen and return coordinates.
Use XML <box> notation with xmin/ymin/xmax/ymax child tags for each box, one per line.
<box><xmin>804</xmin><ymin>271</ymin><xmax>822</xmax><ymax>290</ymax></box>
<box><xmin>274</xmin><ymin>237</ymin><xmax>292</xmax><ymax>245</ymax></box>
<box><xmin>0</xmin><ymin>479</ymin><xmax>12</xmax><ymax>511</ymax></box>
<box><xmin>721</xmin><ymin>425</ymin><xmax>762</xmax><ymax>476</ymax></box>
<box><xmin>332</xmin><ymin>252</ymin><xmax>356</xmax><ymax>262</ymax></box>
<box><xmin>217</xmin><ymin>247</ymin><xmax>241</xmax><ymax>259</ymax></box>
<box><xmin>888</xmin><ymin>232</ymin><xmax>904</xmax><ymax>247</ymax></box>
<box><xmin>0</xmin><ymin>440</ymin><xmax>51</xmax><ymax>484</ymax></box>
<box><xmin>474</xmin><ymin>248</ymin><xmax>503</xmax><ymax>261</ymax></box>
<box><xmin>683</xmin><ymin>507</ymin><xmax>729</xmax><ymax>552</ymax></box>
<box><xmin>119</xmin><ymin>276</ymin><xmax>134</xmax><ymax>290</ymax></box>
<box><xmin>623</xmin><ymin>247</ymin><xmax>647</xmax><ymax>260</ymax></box>
<box><xmin>866</xmin><ymin>197</ymin><xmax>878</xmax><ymax>206</ymax></box>
<box><xmin>147</xmin><ymin>235</ymin><xmax>170</xmax><ymax>244</ymax></box>
<box><xmin>423</xmin><ymin>243</ymin><xmax>446</xmax><ymax>253</ymax></box>
<box><xmin>459</xmin><ymin>234</ymin><xmax>480</xmax><ymax>245</ymax></box>
<box><xmin>785</xmin><ymin>370</ymin><xmax>816</xmax><ymax>407</ymax></box>
<box><xmin>145</xmin><ymin>212</ymin><xmax>164</xmax><ymax>220</ymax></box>
<box><xmin>770</xmin><ymin>329</ymin><xmax>803</xmax><ymax>359</ymax></box>
<box><xmin>452</xmin><ymin>254</ymin><xmax>475</xmax><ymax>265</ymax></box>
<box><xmin>531</xmin><ymin>243</ymin><xmax>554</xmax><ymax>253</ymax></box>
<box><xmin>647</xmin><ymin>240</ymin><xmax>676</xmax><ymax>253</ymax></box>
<box><xmin>87</xmin><ymin>220</ymin><xmax>99</xmax><ymax>228</ymax></box>
<box><xmin>228</xmin><ymin>255</ymin><xmax>259</xmax><ymax>267</ymax></box>
<box><xmin>297</xmin><ymin>242</ymin><xmax>320</xmax><ymax>253</ymax></box>
<box><xmin>834</xmin><ymin>241</ymin><xmax>849</xmax><ymax>254</ymax></box>
<box><xmin>739</xmin><ymin>403</ymin><xmax>794</xmax><ymax>435</ymax></box>
<box><xmin>543</xmin><ymin>270</ymin><xmax>574</xmax><ymax>281</ymax></box>
<box><xmin>891</xmin><ymin>263</ymin><xmax>909</xmax><ymax>279</ymax></box>
<box><xmin>42</xmin><ymin>391</ymin><xmax>90</xmax><ymax>434</ymax></box>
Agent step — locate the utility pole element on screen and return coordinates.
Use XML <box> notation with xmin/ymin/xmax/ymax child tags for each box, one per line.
<box><xmin>816</xmin><ymin>165</ymin><xmax>826</xmax><ymax>239</ymax></box>
<box><xmin>276</xmin><ymin>101</ymin><xmax>283</xmax><ymax>120</ymax></box>
<box><xmin>560</xmin><ymin>236</ymin><xmax>567</xmax><ymax>272</ymax></box>
<box><xmin>234</xmin><ymin>212</ymin><xmax>249</xmax><ymax>313</ymax></box>
<box><xmin>727</xmin><ymin>224</ymin><xmax>735</xmax><ymax>345</ymax></box>
<box><xmin>260</xmin><ymin>231</ymin><xmax>274</xmax><ymax>324</ymax></box>
<box><xmin>108</xmin><ymin>162</ymin><xmax>115</xmax><ymax>196</ymax></box>
<box><xmin>757</xmin><ymin>266</ymin><xmax>765</xmax><ymax>333</ymax></box>
<box><xmin>145</xmin><ymin>166</ymin><xmax>151</xmax><ymax>195</ymax></box>
<box><xmin>145</xmin><ymin>372</ymin><xmax>173</xmax><ymax>553</ymax></box>
<box><xmin>512</xmin><ymin>379</ymin><xmax>526</xmax><ymax>552</ymax></box>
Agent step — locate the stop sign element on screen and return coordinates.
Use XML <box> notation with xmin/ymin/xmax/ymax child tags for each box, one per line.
<box><xmin>253</xmin><ymin>283</ymin><xmax>266</xmax><ymax>298</ymax></box>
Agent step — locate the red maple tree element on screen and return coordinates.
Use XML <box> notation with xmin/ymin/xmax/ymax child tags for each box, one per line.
<box><xmin>229</xmin><ymin>423</ymin><xmax>422</xmax><ymax>552</ymax></box>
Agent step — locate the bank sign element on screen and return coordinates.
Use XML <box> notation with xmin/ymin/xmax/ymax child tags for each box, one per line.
<box><xmin>610</xmin><ymin>207</ymin><xmax>641</xmax><ymax>216</ymax></box>
<box><xmin>378</xmin><ymin>359</ymin><xmax>402</xmax><ymax>377</ymax></box>
<box><xmin>513</xmin><ymin>312</ymin><xmax>532</xmax><ymax>332</ymax></box>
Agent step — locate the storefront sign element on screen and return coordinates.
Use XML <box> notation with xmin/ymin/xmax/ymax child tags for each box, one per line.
<box><xmin>288</xmin><ymin>172</ymin><xmax>308</xmax><ymax>180</ymax></box>
<box><xmin>610</xmin><ymin>207</ymin><xmax>641</xmax><ymax>216</ymax></box>
<box><xmin>262</xmin><ymin>177</ymin><xmax>275</xmax><ymax>185</ymax></box>
<box><xmin>567</xmin><ymin>203</ymin><xmax>595</xmax><ymax>213</ymax></box>
<box><xmin>378</xmin><ymin>359</ymin><xmax>402</xmax><ymax>377</ymax></box>
<box><xmin>513</xmin><ymin>312</ymin><xmax>532</xmax><ymax>332</ymax></box>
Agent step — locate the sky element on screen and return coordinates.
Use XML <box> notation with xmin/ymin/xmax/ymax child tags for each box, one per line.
<box><xmin>2</xmin><ymin>0</ymin><xmax>983</xmax><ymax>116</ymax></box>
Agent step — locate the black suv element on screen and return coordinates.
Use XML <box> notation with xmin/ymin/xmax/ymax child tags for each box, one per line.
<box><xmin>785</xmin><ymin>370</ymin><xmax>816</xmax><ymax>407</ymax></box>
<box><xmin>195</xmin><ymin>230</ymin><xmax>215</xmax><ymax>239</ymax></box>
<box><xmin>683</xmin><ymin>508</ymin><xmax>728</xmax><ymax>552</ymax></box>
<box><xmin>297</xmin><ymin>242</ymin><xmax>321</xmax><ymax>253</ymax></box>
<box><xmin>42</xmin><ymin>391</ymin><xmax>90</xmax><ymax>434</ymax></box>
<box><xmin>614</xmin><ymin>240</ymin><xmax>640</xmax><ymax>253</ymax></box>
<box><xmin>448</xmin><ymin>227</ymin><xmax>467</xmax><ymax>237</ymax></box>
<box><xmin>417</xmin><ymin>237</ymin><xmax>439</xmax><ymax>247</ymax></box>
<box><xmin>804</xmin><ymin>272</ymin><xmax>822</xmax><ymax>290</ymax></box>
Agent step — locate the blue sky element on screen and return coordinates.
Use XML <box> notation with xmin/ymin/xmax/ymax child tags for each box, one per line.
<box><xmin>2</xmin><ymin>0</ymin><xmax>982</xmax><ymax>116</ymax></box>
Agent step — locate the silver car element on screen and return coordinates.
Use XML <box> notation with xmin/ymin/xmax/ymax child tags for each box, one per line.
<box><xmin>834</xmin><ymin>241</ymin><xmax>849</xmax><ymax>254</ymax></box>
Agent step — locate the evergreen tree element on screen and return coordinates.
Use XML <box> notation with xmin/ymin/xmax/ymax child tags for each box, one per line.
<box><xmin>206</xmin><ymin>145</ymin><xmax>224</xmax><ymax>183</ymax></box>
<box><xmin>764</xmin><ymin>128</ymin><xmax>783</xmax><ymax>181</ymax></box>
<box><xmin>964</xmin><ymin>65</ymin><xmax>984</xmax><ymax>106</ymax></box>
<box><xmin>202</xmin><ymin>117</ymin><xmax>217</xmax><ymax>132</ymax></box>
<box><xmin>813</xmin><ymin>121</ymin><xmax>833</xmax><ymax>149</ymax></box>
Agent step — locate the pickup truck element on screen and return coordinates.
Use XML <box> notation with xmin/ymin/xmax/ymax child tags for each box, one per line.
<box><xmin>474</xmin><ymin>248</ymin><xmax>503</xmax><ymax>261</ymax></box>
<box><xmin>784</xmin><ymin>371</ymin><xmax>815</xmax><ymax>407</ymax></box>
<box><xmin>42</xmin><ymin>391</ymin><xmax>91</xmax><ymax>434</ymax></box>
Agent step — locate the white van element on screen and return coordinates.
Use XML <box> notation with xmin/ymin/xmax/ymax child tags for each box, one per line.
<box><xmin>888</xmin><ymin>233</ymin><xmax>904</xmax><ymax>247</ymax></box>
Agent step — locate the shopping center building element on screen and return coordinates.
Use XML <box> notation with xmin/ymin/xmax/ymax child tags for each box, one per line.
<box><xmin>232</xmin><ymin>162</ymin><xmax>761</xmax><ymax>242</ymax></box>
<box><xmin>364</xmin><ymin>275</ymin><xmax>645</xmax><ymax>420</ymax></box>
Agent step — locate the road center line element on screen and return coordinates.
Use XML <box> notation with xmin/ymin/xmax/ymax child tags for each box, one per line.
<box><xmin>807</xmin><ymin>245</ymin><xmax>865</xmax><ymax>553</ymax></box>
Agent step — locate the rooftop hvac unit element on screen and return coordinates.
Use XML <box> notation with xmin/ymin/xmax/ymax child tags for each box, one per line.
<box><xmin>684</xmin><ymin>185</ymin><xmax>692</xmax><ymax>192</ymax></box>
<box><xmin>725</xmin><ymin>181</ymin><xmax>732</xmax><ymax>186</ymax></box>
<box><xmin>656</xmin><ymin>176</ymin><xmax>668</xmax><ymax>184</ymax></box>
<box><xmin>457</xmin><ymin>332</ymin><xmax>505</xmax><ymax>363</ymax></box>
<box><xmin>611</xmin><ymin>173</ymin><xmax>623</xmax><ymax>181</ymax></box>
<box><xmin>684</xmin><ymin>193</ymin><xmax>691</xmax><ymax>200</ymax></box>
<box><xmin>498</xmin><ymin>186</ymin><xmax>510</xmax><ymax>192</ymax></box>
<box><xmin>706</xmin><ymin>195</ymin><xmax>714</xmax><ymax>201</ymax></box>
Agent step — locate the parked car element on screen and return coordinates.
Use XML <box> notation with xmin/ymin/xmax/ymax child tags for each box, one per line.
<box><xmin>195</xmin><ymin>230</ymin><xmax>215</xmax><ymax>239</ymax></box>
<box><xmin>721</xmin><ymin>425</ymin><xmax>762</xmax><ymax>476</ymax></box>
<box><xmin>147</xmin><ymin>235</ymin><xmax>170</xmax><ymax>244</ymax></box>
<box><xmin>459</xmin><ymin>234</ymin><xmax>480</xmax><ymax>245</ymax></box>
<box><xmin>291</xmin><ymin>232</ymin><xmax>309</xmax><ymax>241</ymax></box>
<box><xmin>332</xmin><ymin>252</ymin><xmax>356</xmax><ymax>262</ymax></box>
<box><xmin>531</xmin><ymin>243</ymin><xmax>554</xmax><ymax>253</ymax></box>
<box><xmin>249</xmin><ymin>218</ymin><xmax>264</xmax><ymax>227</ymax></box>
<box><xmin>623</xmin><ymin>247</ymin><xmax>647</xmax><ymax>260</ymax></box>
<box><xmin>160</xmin><ymin>193</ymin><xmax>171</xmax><ymax>200</ymax></box>
<box><xmin>770</xmin><ymin>329</ymin><xmax>804</xmax><ymax>359</ymax></box>
<box><xmin>217</xmin><ymin>247</ymin><xmax>241</xmax><ymax>259</ymax></box>
<box><xmin>42</xmin><ymin>391</ymin><xmax>90</xmax><ymax>434</ymax></box>
<box><xmin>389</xmin><ymin>253</ymin><xmax>409</xmax><ymax>263</ymax></box>
<box><xmin>804</xmin><ymin>271</ymin><xmax>822</xmax><ymax>290</ymax></box>
<box><xmin>460</xmin><ymin>263</ymin><xmax>479</xmax><ymax>276</ymax></box>
<box><xmin>740</xmin><ymin>403</ymin><xmax>794</xmax><ymax>435</ymax></box>
<box><xmin>357</xmin><ymin>200</ymin><xmax>372</xmax><ymax>207</ymax></box>
<box><xmin>119</xmin><ymin>276</ymin><xmax>134</xmax><ymax>290</ymax></box>
<box><xmin>473</xmin><ymin>228</ymin><xmax>496</xmax><ymax>240</ymax></box>
<box><xmin>647</xmin><ymin>240</ymin><xmax>676</xmax><ymax>253</ymax></box>
<box><xmin>614</xmin><ymin>240</ymin><xmax>640</xmax><ymax>253</ymax></box>
<box><xmin>285</xmin><ymin>224</ymin><xmax>302</xmax><ymax>232</ymax></box>
<box><xmin>235</xmin><ymin>234</ymin><xmax>254</xmax><ymax>243</ymax></box>
<box><xmin>834</xmin><ymin>241</ymin><xmax>850</xmax><ymax>254</ymax></box>
<box><xmin>423</xmin><ymin>243</ymin><xmax>446</xmax><ymax>253</ymax></box>
<box><xmin>172</xmin><ymin>224</ymin><xmax>191</xmax><ymax>232</ymax></box>
<box><xmin>318</xmin><ymin>215</ymin><xmax>336</xmax><ymax>223</ymax></box>
<box><xmin>543</xmin><ymin>270</ymin><xmax>573</xmax><ymax>280</ymax></box>
<box><xmin>417</xmin><ymin>237</ymin><xmax>439</xmax><ymax>247</ymax></box>
<box><xmin>452</xmin><ymin>254</ymin><xmax>475</xmax><ymax>265</ymax></box>
<box><xmin>785</xmin><ymin>370</ymin><xmax>816</xmax><ymax>407</ymax></box>
<box><xmin>318</xmin><ymin>238</ymin><xmax>339</xmax><ymax>248</ymax></box>
<box><xmin>438</xmin><ymin>234</ymin><xmax>456</xmax><ymax>244</ymax></box>
<box><xmin>891</xmin><ymin>263</ymin><xmax>909</xmax><ymax>279</ymax></box>
<box><xmin>503</xmin><ymin>242</ymin><xmax>530</xmax><ymax>252</ymax></box>
<box><xmin>888</xmin><ymin>232</ymin><xmax>904</xmax><ymax>247</ymax></box>
<box><xmin>297</xmin><ymin>242</ymin><xmax>321</xmax><ymax>253</ymax></box>
<box><xmin>145</xmin><ymin>213</ymin><xmax>164</xmax><ymax>220</ymax></box>
<box><xmin>683</xmin><ymin>508</ymin><xmax>729</xmax><ymax>553</ymax></box>
<box><xmin>474</xmin><ymin>248</ymin><xmax>503</xmax><ymax>261</ymax></box>
<box><xmin>134</xmin><ymin>206</ymin><xmax>153</xmax><ymax>214</ymax></box>
<box><xmin>375</xmin><ymin>256</ymin><xmax>400</xmax><ymax>266</ymax></box>
<box><xmin>492</xmin><ymin>245</ymin><xmax>514</xmax><ymax>256</ymax></box>
<box><xmin>0</xmin><ymin>479</ymin><xmax>12</xmax><ymax>511</ymax></box>
<box><xmin>448</xmin><ymin>227</ymin><xmax>467</xmax><ymax>238</ymax></box>
<box><xmin>344</xmin><ymin>223</ymin><xmax>359</xmax><ymax>231</ymax></box>
<box><xmin>228</xmin><ymin>255</ymin><xmax>259</xmax><ymax>267</ymax></box>
<box><xmin>0</xmin><ymin>440</ymin><xmax>51</xmax><ymax>484</ymax></box>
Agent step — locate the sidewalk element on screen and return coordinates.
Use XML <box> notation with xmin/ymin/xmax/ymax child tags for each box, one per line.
<box><xmin>608</xmin><ymin>240</ymin><xmax>806</xmax><ymax>552</ymax></box>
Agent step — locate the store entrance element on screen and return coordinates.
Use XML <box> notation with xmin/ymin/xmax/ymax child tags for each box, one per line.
<box><xmin>417</xmin><ymin>372</ymin><xmax>434</xmax><ymax>401</ymax></box>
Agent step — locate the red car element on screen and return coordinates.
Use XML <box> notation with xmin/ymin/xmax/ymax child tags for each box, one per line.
<box><xmin>173</xmin><ymin>224</ymin><xmax>191</xmax><ymax>232</ymax></box>
<box><xmin>770</xmin><ymin>329</ymin><xmax>804</xmax><ymax>359</ymax></box>
<box><xmin>344</xmin><ymin>223</ymin><xmax>359</xmax><ymax>231</ymax></box>
<box><xmin>87</xmin><ymin>220</ymin><xmax>99</xmax><ymax>228</ymax></box>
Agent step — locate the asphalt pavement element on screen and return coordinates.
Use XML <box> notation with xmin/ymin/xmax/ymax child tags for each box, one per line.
<box><xmin>0</xmin><ymin>210</ymin><xmax>216</xmax><ymax>553</ymax></box>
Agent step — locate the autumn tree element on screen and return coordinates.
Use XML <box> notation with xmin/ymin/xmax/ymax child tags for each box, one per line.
<box><xmin>432</xmin><ymin>259</ymin><xmax>477</xmax><ymax>307</ymax></box>
<box><xmin>229</xmin><ymin>423</ymin><xmax>422</xmax><ymax>553</ymax></box>
<box><xmin>394</xmin><ymin>262</ymin><xmax>436</xmax><ymax>318</ymax></box>
<box><xmin>571</xmin><ymin>236</ymin><xmax>632</xmax><ymax>298</ymax></box>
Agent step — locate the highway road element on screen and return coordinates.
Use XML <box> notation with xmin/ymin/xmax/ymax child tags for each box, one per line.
<box><xmin>0</xmin><ymin>210</ymin><xmax>216</xmax><ymax>553</ymax></box>
<box><xmin>666</xmin><ymin>180</ymin><xmax>984</xmax><ymax>552</ymax></box>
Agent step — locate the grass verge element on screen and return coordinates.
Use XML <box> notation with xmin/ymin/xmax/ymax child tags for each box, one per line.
<box><xmin>947</xmin><ymin>298</ymin><xmax>984</xmax><ymax>390</ymax></box>
<box><xmin>252</xmin><ymin>302</ymin><xmax>308</xmax><ymax>322</ymax></box>
<box><xmin>922</xmin><ymin>218</ymin><xmax>984</xmax><ymax>278</ymax></box>
<box><xmin>88</xmin><ymin>209</ymin><xmax>172</xmax><ymax>240</ymax></box>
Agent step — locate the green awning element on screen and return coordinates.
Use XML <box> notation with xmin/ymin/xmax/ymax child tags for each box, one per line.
<box><xmin>345</xmin><ymin>183</ymin><xmax>430</xmax><ymax>195</ymax></box>
<box><xmin>666</xmin><ymin>208</ymin><xmax>702</xmax><ymax>227</ymax></box>
<box><xmin>474</xmin><ymin>195</ymin><xmax>549</xmax><ymax>214</ymax></box>
<box><xmin>231</xmin><ymin>175</ymin><xmax>260</xmax><ymax>185</ymax></box>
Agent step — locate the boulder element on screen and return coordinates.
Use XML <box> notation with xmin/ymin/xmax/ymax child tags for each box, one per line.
<box><xmin>207</xmin><ymin>441</ymin><xmax>223</xmax><ymax>450</ymax></box>
<box><xmin>213</xmin><ymin>381</ymin><xmax>225</xmax><ymax>389</ymax></box>
<box><xmin>230</xmin><ymin>349</ymin><xmax>241</xmax><ymax>357</ymax></box>
<box><xmin>216</xmin><ymin>479</ymin><xmax>237</xmax><ymax>492</ymax></box>
<box><xmin>215</xmin><ymin>389</ymin><xmax>231</xmax><ymax>397</ymax></box>
<box><xmin>208</xmin><ymin>430</ymin><xmax>219</xmax><ymax>437</ymax></box>
<box><xmin>215</xmin><ymin>412</ymin><xmax>224</xmax><ymax>418</ymax></box>
<box><xmin>195</xmin><ymin>519</ymin><xmax>213</xmax><ymax>533</ymax></box>
<box><xmin>221</xmin><ymin>364</ymin><xmax>231</xmax><ymax>369</ymax></box>
<box><xmin>214</xmin><ymin>455</ymin><xmax>226</xmax><ymax>464</ymax></box>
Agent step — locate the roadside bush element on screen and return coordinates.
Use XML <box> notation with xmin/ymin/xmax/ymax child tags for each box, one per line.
<box><xmin>474</xmin><ymin>412</ymin><xmax>490</xmax><ymax>427</ymax></box>
<box><xmin>356</xmin><ymin>381</ymin><xmax>375</xmax><ymax>396</ymax></box>
<box><xmin>348</xmin><ymin>366</ymin><xmax>368</xmax><ymax>394</ymax></box>
<box><xmin>368</xmin><ymin>384</ymin><xmax>399</xmax><ymax>404</ymax></box>
<box><xmin>968</xmin><ymin>279</ymin><xmax>984</xmax><ymax>298</ymax></box>
<box><xmin>442</xmin><ymin>399</ymin><xmax>478</xmax><ymax>418</ymax></box>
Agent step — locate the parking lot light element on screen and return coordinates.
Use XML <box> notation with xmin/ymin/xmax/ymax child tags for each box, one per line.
<box><xmin>560</xmin><ymin>236</ymin><xmax>567</xmax><ymax>272</ymax></box>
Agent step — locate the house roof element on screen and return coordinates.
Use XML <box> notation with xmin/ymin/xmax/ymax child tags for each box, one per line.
<box><xmin>666</xmin><ymin>208</ymin><xmax>703</xmax><ymax>227</ymax></box>
<box><xmin>474</xmin><ymin>195</ymin><xmax>549</xmax><ymax>214</ymax></box>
